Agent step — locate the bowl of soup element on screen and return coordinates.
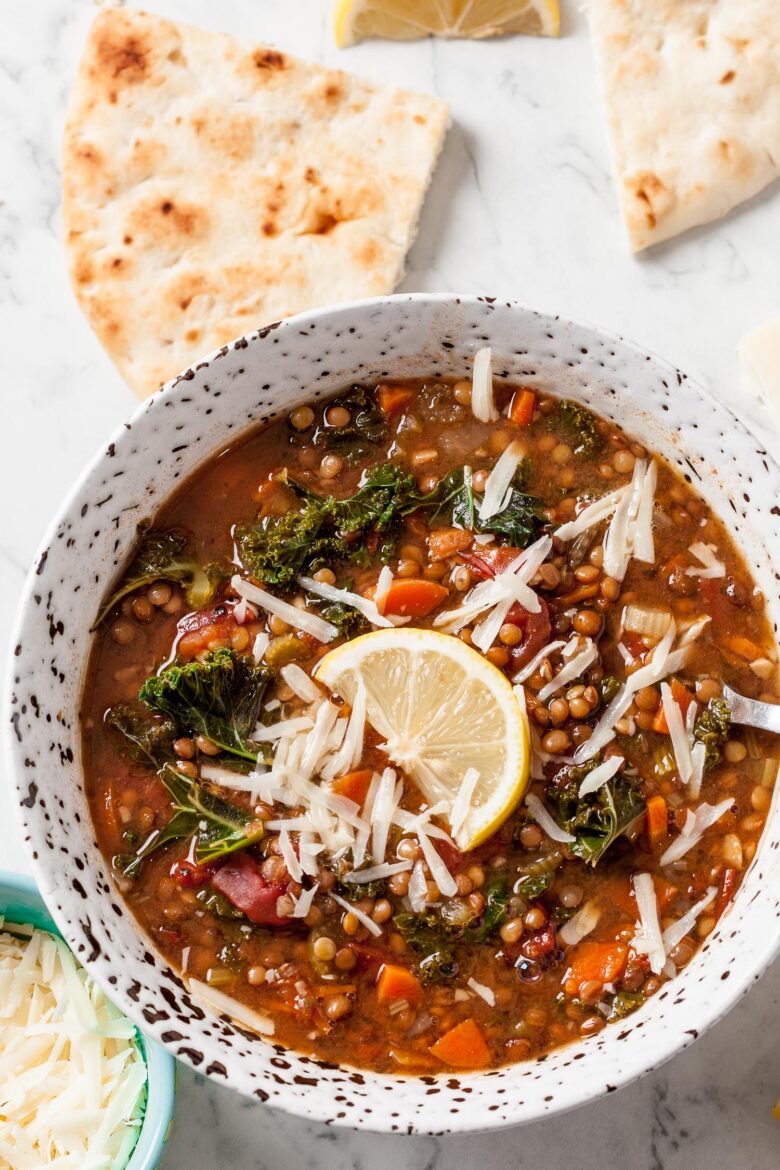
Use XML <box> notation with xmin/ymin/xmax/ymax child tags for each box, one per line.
<box><xmin>6</xmin><ymin>294</ymin><xmax>780</xmax><ymax>1132</ymax></box>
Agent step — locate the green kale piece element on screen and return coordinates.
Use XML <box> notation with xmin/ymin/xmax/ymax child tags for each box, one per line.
<box><xmin>546</xmin><ymin>765</ymin><xmax>645</xmax><ymax>867</ymax></box>
<box><xmin>117</xmin><ymin>765</ymin><xmax>265</xmax><ymax>879</ymax></box>
<box><xmin>415</xmin><ymin>465</ymin><xmax>544</xmax><ymax>548</ymax></box>
<box><xmin>235</xmin><ymin>464</ymin><xmax>418</xmax><ymax>589</ymax></box>
<box><xmin>599</xmin><ymin>675</ymin><xmax>622</xmax><ymax>705</ymax></box>
<box><xmin>693</xmin><ymin>697</ymin><xmax>732</xmax><ymax>771</ymax></box>
<box><xmin>606</xmin><ymin>990</ymin><xmax>645</xmax><ymax>1022</ymax></box>
<box><xmin>552</xmin><ymin>400</ymin><xmax>603</xmax><ymax>459</ymax></box>
<box><xmin>93</xmin><ymin>526</ymin><xmax>228</xmax><ymax>628</ymax></box>
<box><xmin>308</xmin><ymin>386</ymin><xmax>388</xmax><ymax>461</ymax></box>
<box><xmin>463</xmin><ymin>879</ymin><xmax>508</xmax><ymax>943</ymax></box>
<box><xmin>104</xmin><ymin>704</ymin><xmax>176</xmax><ymax>768</ymax></box>
<box><xmin>393</xmin><ymin>910</ymin><xmax>459</xmax><ymax>983</ymax></box>
<box><xmin>139</xmin><ymin>648</ymin><xmax>272</xmax><ymax>762</ymax></box>
<box><xmin>195</xmin><ymin>888</ymin><xmax>247</xmax><ymax>919</ymax></box>
<box><xmin>314</xmin><ymin>601</ymin><xmax>369</xmax><ymax>637</ymax></box>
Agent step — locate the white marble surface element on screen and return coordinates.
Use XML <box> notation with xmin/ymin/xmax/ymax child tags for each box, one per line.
<box><xmin>1</xmin><ymin>0</ymin><xmax>779</xmax><ymax>1164</ymax></box>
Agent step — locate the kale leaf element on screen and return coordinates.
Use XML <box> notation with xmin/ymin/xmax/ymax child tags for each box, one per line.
<box><xmin>235</xmin><ymin>464</ymin><xmax>418</xmax><ymax>590</ymax></box>
<box><xmin>552</xmin><ymin>400</ymin><xmax>603</xmax><ymax>459</ymax></box>
<box><xmin>104</xmin><ymin>704</ymin><xmax>176</xmax><ymax>768</ymax></box>
<box><xmin>415</xmin><ymin>466</ymin><xmax>544</xmax><ymax>548</ymax></box>
<box><xmin>139</xmin><ymin>647</ymin><xmax>272</xmax><ymax>762</ymax></box>
<box><xmin>308</xmin><ymin>386</ymin><xmax>388</xmax><ymax>462</ymax></box>
<box><xmin>606</xmin><ymin>990</ymin><xmax>645</xmax><ymax>1022</ymax></box>
<box><xmin>118</xmin><ymin>765</ymin><xmax>265</xmax><ymax>878</ymax></box>
<box><xmin>693</xmin><ymin>697</ymin><xmax>732</xmax><ymax>771</ymax></box>
<box><xmin>546</xmin><ymin>765</ymin><xmax>645</xmax><ymax>866</ymax></box>
<box><xmin>93</xmin><ymin>526</ymin><xmax>228</xmax><ymax>628</ymax></box>
<box><xmin>463</xmin><ymin>879</ymin><xmax>508</xmax><ymax>942</ymax></box>
<box><xmin>393</xmin><ymin>910</ymin><xmax>458</xmax><ymax>983</ymax></box>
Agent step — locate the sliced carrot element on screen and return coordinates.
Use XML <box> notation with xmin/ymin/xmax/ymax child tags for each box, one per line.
<box><xmin>329</xmin><ymin>768</ymin><xmax>374</xmax><ymax>807</ymax></box>
<box><xmin>427</xmin><ymin>528</ymin><xmax>472</xmax><ymax>561</ymax></box>
<box><xmin>378</xmin><ymin>383</ymin><xmax>415</xmax><ymax>416</ymax></box>
<box><xmin>509</xmin><ymin>388</ymin><xmax>537</xmax><ymax>427</ymax></box>
<box><xmin>564</xmin><ymin>941</ymin><xmax>628</xmax><ymax>994</ymax></box>
<box><xmin>429</xmin><ymin>1018</ymin><xmax>491</xmax><ymax>1069</ymax></box>
<box><xmin>376</xmin><ymin>964</ymin><xmax>423</xmax><ymax>1008</ymax></box>
<box><xmin>645</xmin><ymin>794</ymin><xmax>669</xmax><ymax>849</ymax></box>
<box><xmin>382</xmin><ymin>578</ymin><xmax>449</xmax><ymax>618</ymax></box>
<box><xmin>652</xmin><ymin>678</ymin><xmax>695</xmax><ymax>734</ymax></box>
<box><xmin>720</xmin><ymin>633</ymin><xmax>763</xmax><ymax>661</ymax></box>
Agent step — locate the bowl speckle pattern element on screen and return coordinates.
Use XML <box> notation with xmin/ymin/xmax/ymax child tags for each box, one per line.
<box><xmin>6</xmin><ymin>295</ymin><xmax>780</xmax><ymax>1133</ymax></box>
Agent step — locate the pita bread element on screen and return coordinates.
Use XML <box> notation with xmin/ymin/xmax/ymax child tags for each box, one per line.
<box><xmin>588</xmin><ymin>0</ymin><xmax>780</xmax><ymax>251</ymax></box>
<box><xmin>62</xmin><ymin>9</ymin><xmax>449</xmax><ymax>396</ymax></box>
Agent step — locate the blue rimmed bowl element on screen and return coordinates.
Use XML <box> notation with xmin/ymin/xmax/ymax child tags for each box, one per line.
<box><xmin>0</xmin><ymin>870</ymin><xmax>176</xmax><ymax>1169</ymax></box>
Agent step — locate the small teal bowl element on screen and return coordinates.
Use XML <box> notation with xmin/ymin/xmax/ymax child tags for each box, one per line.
<box><xmin>0</xmin><ymin>871</ymin><xmax>176</xmax><ymax>1169</ymax></box>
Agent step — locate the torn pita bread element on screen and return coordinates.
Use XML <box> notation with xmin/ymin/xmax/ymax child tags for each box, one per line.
<box><xmin>588</xmin><ymin>0</ymin><xmax>780</xmax><ymax>251</ymax></box>
<box><xmin>62</xmin><ymin>9</ymin><xmax>449</xmax><ymax>396</ymax></box>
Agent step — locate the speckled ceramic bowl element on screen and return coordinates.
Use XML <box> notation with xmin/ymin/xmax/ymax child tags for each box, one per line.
<box><xmin>5</xmin><ymin>295</ymin><xmax>780</xmax><ymax>1133</ymax></box>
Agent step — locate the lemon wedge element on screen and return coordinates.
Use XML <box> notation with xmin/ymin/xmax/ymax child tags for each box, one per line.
<box><xmin>334</xmin><ymin>0</ymin><xmax>560</xmax><ymax>46</ymax></box>
<box><xmin>315</xmin><ymin>627</ymin><xmax>530</xmax><ymax>851</ymax></box>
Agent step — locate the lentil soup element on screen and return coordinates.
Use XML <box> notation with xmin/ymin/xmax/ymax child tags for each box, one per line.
<box><xmin>82</xmin><ymin>360</ymin><xmax>779</xmax><ymax>1074</ymax></box>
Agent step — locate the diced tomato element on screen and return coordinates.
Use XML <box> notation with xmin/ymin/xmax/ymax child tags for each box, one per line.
<box><xmin>621</xmin><ymin>631</ymin><xmax>647</xmax><ymax>659</ymax></box>
<box><xmin>458</xmin><ymin>549</ymin><xmax>551</xmax><ymax>672</ymax></box>
<box><xmin>427</xmin><ymin>528</ymin><xmax>472</xmax><ymax>561</ymax></box>
<box><xmin>211</xmin><ymin>852</ymin><xmax>290</xmax><ymax>926</ymax></box>
<box><xmin>435</xmin><ymin>837</ymin><xmax>464</xmax><ymax>874</ymax></box>
<box><xmin>350</xmin><ymin>943</ymin><xmax>389</xmax><ymax>973</ymax></box>
<box><xmin>170</xmin><ymin>858</ymin><xmax>217</xmax><ymax>887</ymax></box>
<box><xmin>176</xmin><ymin>602</ymin><xmax>238</xmax><ymax>659</ymax></box>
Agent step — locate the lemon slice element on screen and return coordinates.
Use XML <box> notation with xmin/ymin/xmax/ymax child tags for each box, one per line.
<box><xmin>334</xmin><ymin>0</ymin><xmax>560</xmax><ymax>46</ymax></box>
<box><xmin>315</xmin><ymin>628</ymin><xmax>530</xmax><ymax>851</ymax></box>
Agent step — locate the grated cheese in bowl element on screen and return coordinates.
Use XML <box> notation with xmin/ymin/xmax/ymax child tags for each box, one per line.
<box><xmin>0</xmin><ymin>916</ymin><xmax>148</xmax><ymax>1170</ymax></box>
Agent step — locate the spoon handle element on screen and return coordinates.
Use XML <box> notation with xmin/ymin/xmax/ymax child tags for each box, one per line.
<box><xmin>722</xmin><ymin>683</ymin><xmax>780</xmax><ymax>735</ymax></box>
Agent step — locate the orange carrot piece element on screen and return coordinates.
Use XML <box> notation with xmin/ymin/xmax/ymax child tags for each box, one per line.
<box><xmin>329</xmin><ymin>769</ymin><xmax>374</xmax><ymax>807</ymax></box>
<box><xmin>376</xmin><ymin>964</ymin><xmax>423</xmax><ymax>1008</ymax></box>
<box><xmin>378</xmin><ymin>384</ymin><xmax>415</xmax><ymax>416</ymax></box>
<box><xmin>652</xmin><ymin>876</ymin><xmax>678</xmax><ymax>911</ymax></box>
<box><xmin>652</xmin><ymin>677</ymin><xmax>695</xmax><ymax>734</ymax></box>
<box><xmin>645</xmin><ymin>794</ymin><xmax>669</xmax><ymax>849</ymax></box>
<box><xmin>509</xmin><ymin>388</ymin><xmax>537</xmax><ymax>427</ymax></box>
<box><xmin>720</xmin><ymin>633</ymin><xmax>764</xmax><ymax>661</ymax></box>
<box><xmin>564</xmin><ymin>941</ymin><xmax>628</xmax><ymax>993</ymax></box>
<box><xmin>382</xmin><ymin>578</ymin><xmax>449</xmax><ymax>618</ymax></box>
<box><xmin>429</xmin><ymin>1018</ymin><xmax>491</xmax><ymax>1069</ymax></box>
<box><xmin>428</xmin><ymin>528</ymin><xmax>472</xmax><ymax>561</ymax></box>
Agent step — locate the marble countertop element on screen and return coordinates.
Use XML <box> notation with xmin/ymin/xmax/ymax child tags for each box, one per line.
<box><xmin>1</xmin><ymin>0</ymin><xmax>778</xmax><ymax>1164</ymax></box>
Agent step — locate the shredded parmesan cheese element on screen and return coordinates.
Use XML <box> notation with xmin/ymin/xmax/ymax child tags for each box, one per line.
<box><xmin>0</xmin><ymin>925</ymin><xmax>147</xmax><ymax>1170</ymax></box>
<box><xmin>329</xmin><ymin>893</ymin><xmax>383</xmax><ymax>937</ymax></box>
<box><xmin>341</xmin><ymin>861</ymin><xmax>412</xmax><ymax>884</ymax></box>
<box><xmin>232</xmin><ymin>575</ymin><xmax>337</xmax><ymax>642</ymax></box>
<box><xmin>471</xmin><ymin>346</ymin><xmax>498</xmax><ymax>422</ymax></box>
<box><xmin>685</xmin><ymin>542</ymin><xmax>726</xmax><ymax>579</ymax></box>
<box><xmin>559</xmin><ymin>899</ymin><xmax>601</xmax><ymax>946</ymax></box>
<box><xmin>578</xmin><ymin>755</ymin><xmax>624</xmax><ymax>798</ymax></box>
<box><xmin>290</xmin><ymin>883</ymin><xmax>319</xmax><ymax>919</ymax></box>
<box><xmin>187</xmin><ymin>978</ymin><xmax>275</xmax><ymax>1034</ymax></box>
<box><xmin>660</xmin><ymin>682</ymin><xmax>693</xmax><ymax>784</ymax></box>
<box><xmin>631</xmin><ymin>873</ymin><xmax>666</xmax><ymax>975</ymax></box>
<box><xmin>478</xmin><ymin>440</ymin><xmax>526</xmax><ymax>520</ymax></box>
<box><xmin>467</xmin><ymin>977</ymin><xmax>496</xmax><ymax>1006</ymax></box>
<box><xmin>662</xmin><ymin>888</ymin><xmax>718</xmax><ymax>958</ymax></box>
<box><xmin>252</xmin><ymin>631</ymin><xmax>270</xmax><ymax>663</ymax></box>
<box><xmin>659</xmin><ymin>798</ymin><xmax>735</xmax><ymax>865</ymax></box>
<box><xmin>298</xmin><ymin>575</ymin><xmax>407</xmax><ymax>629</ymax></box>
<box><xmin>537</xmin><ymin>638</ymin><xmax>598</xmax><ymax>702</ymax></box>
<box><xmin>280</xmin><ymin>664</ymin><xmax>321</xmax><ymax>704</ymax></box>
<box><xmin>408</xmin><ymin>860</ymin><xmax>429</xmax><ymax>913</ymax></box>
<box><xmin>375</xmin><ymin>565</ymin><xmax>394</xmax><ymax>614</ymax></box>
<box><xmin>525</xmin><ymin>793</ymin><xmax>576</xmax><ymax>843</ymax></box>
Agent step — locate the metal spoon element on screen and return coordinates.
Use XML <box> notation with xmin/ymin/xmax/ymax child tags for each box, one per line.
<box><xmin>722</xmin><ymin>683</ymin><xmax>780</xmax><ymax>736</ymax></box>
